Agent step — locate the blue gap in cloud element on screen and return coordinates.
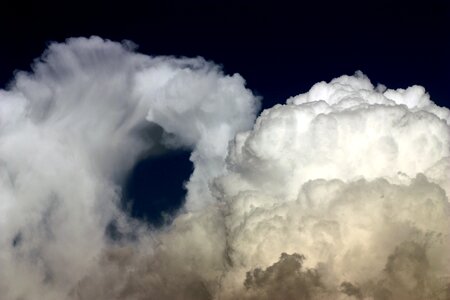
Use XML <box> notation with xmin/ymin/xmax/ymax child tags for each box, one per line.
<box><xmin>121</xmin><ymin>148</ymin><xmax>193</xmax><ymax>227</ymax></box>
<box><xmin>106</xmin><ymin>124</ymin><xmax>193</xmax><ymax>240</ymax></box>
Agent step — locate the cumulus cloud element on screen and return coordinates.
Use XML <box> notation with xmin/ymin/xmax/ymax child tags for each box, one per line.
<box><xmin>0</xmin><ymin>36</ymin><xmax>258</xmax><ymax>299</ymax></box>
<box><xmin>217</xmin><ymin>176</ymin><xmax>449</xmax><ymax>299</ymax></box>
<box><xmin>0</xmin><ymin>37</ymin><xmax>449</xmax><ymax>299</ymax></box>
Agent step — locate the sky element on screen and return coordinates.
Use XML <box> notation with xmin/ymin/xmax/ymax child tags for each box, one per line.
<box><xmin>1</xmin><ymin>1</ymin><xmax>449</xmax><ymax>105</ymax></box>
<box><xmin>0</xmin><ymin>1</ymin><xmax>449</xmax><ymax>299</ymax></box>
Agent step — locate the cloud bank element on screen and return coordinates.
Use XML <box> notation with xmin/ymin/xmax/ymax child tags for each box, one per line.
<box><xmin>0</xmin><ymin>37</ymin><xmax>449</xmax><ymax>299</ymax></box>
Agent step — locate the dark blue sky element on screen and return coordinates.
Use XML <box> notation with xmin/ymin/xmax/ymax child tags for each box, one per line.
<box><xmin>1</xmin><ymin>0</ymin><xmax>449</xmax><ymax>225</ymax></box>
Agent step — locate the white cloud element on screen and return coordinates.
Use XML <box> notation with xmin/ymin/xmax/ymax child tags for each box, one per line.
<box><xmin>0</xmin><ymin>36</ymin><xmax>259</xmax><ymax>299</ymax></box>
<box><xmin>0</xmin><ymin>38</ymin><xmax>448</xmax><ymax>299</ymax></box>
<box><xmin>214</xmin><ymin>71</ymin><xmax>450</xmax><ymax>299</ymax></box>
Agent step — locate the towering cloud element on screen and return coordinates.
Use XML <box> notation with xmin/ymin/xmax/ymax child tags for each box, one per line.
<box><xmin>0</xmin><ymin>37</ymin><xmax>448</xmax><ymax>299</ymax></box>
<box><xmin>214</xmin><ymin>71</ymin><xmax>450</xmax><ymax>299</ymax></box>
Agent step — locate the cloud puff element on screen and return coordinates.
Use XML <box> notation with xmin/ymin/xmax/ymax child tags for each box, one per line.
<box><xmin>212</xmin><ymin>71</ymin><xmax>450</xmax><ymax>299</ymax></box>
<box><xmin>217</xmin><ymin>176</ymin><xmax>449</xmax><ymax>299</ymax></box>
<box><xmin>0</xmin><ymin>38</ymin><xmax>449</xmax><ymax>299</ymax></box>
<box><xmin>0</xmin><ymin>36</ymin><xmax>258</xmax><ymax>299</ymax></box>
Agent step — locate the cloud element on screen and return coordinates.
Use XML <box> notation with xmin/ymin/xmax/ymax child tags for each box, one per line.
<box><xmin>241</xmin><ymin>253</ymin><xmax>328</xmax><ymax>300</ymax></box>
<box><xmin>213</xmin><ymin>71</ymin><xmax>450</xmax><ymax>298</ymax></box>
<box><xmin>0</xmin><ymin>37</ymin><xmax>449</xmax><ymax>299</ymax></box>
<box><xmin>0</xmin><ymin>36</ymin><xmax>258</xmax><ymax>299</ymax></box>
<box><xmin>217</xmin><ymin>176</ymin><xmax>449</xmax><ymax>299</ymax></box>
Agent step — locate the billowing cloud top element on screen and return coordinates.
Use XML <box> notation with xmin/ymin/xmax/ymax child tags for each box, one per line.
<box><xmin>0</xmin><ymin>37</ymin><xmax>449</xmax><ymax>300</ymax></box>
